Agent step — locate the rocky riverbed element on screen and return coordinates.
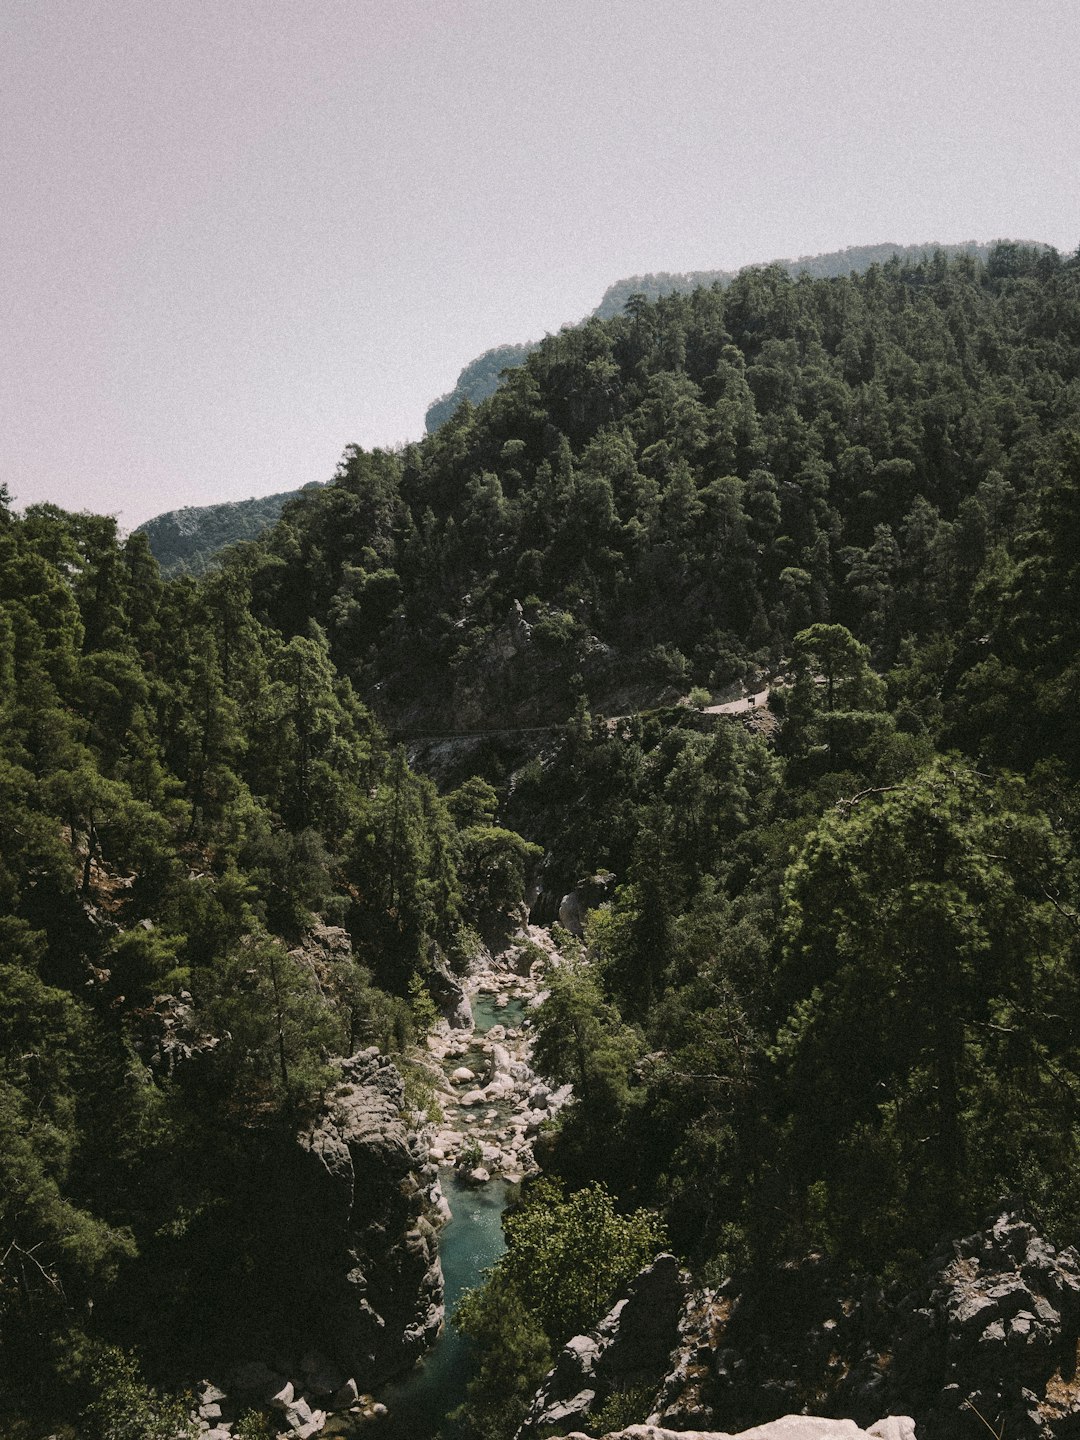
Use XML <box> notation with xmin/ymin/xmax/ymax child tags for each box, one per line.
<box><xmin>421</xmin><ymin>925</ymin><xmax>571</xmax><ymax>1186</ymax></box>
<box><xmin>181</xmin><ymin>926</ymin><xmax>568</xmax><ymax>1440</ymax></box>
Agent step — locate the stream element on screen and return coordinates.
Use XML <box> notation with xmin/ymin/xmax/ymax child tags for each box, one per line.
<box><xmin>374</xmin><ymin>1169</ymin><xmax>510</xmax><ymax>1438</ymax></box>
<box><xmin>369</xmin><ymin>990</ymin><xmax>534</xmax><ymax>1439</ymax></box>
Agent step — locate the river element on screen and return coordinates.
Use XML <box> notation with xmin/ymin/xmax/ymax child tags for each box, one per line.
<box><xmin>374</xmin><ymin>1169</ymin><xmax>511</xmax><ymax>1438</ymax></box>
<box><xmin>370</xmin><ymin>992</ymin><xmax>530</xmax><ymax>1438</ymax></box>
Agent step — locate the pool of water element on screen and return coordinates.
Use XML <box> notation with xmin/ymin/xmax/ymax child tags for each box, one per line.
<box><xmin>374</xmin><ymin>1169</ymin><xmax>511</xmax><ymax>1438</ymax></box>
<box><xmin>471</xmin><ymin>993</ymin><xmax>527</xmax><ymax>1034</ymax></box>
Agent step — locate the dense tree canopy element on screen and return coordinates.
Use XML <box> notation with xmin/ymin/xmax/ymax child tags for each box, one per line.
<box><xmin>8</xmin><ymin>244</ymin><xmax>1080</xmax><ymax>1437</ymax></box>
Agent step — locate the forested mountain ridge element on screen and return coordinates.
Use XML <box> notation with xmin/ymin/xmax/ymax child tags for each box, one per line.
<box><xmin>591</xmin><ymin>239</ymin><xmax>1024</xmax><ymax>318</ymax></box>
<box><xmin>135</xmin><ymin>241</ymin><xmax>1046</xmax><ymax>581</ymax></box>
<box><xmin>135</xmin><ymin>484</ymin><xmax>325</xmax><ymax>578</ymax></box>
<box><xmin>8</xmin><ymin>241</ymin><xmax>1080</xmax><ymax>1437</ymax></box>
<box><xmin>243</xmin><ymin>242</ymin><xmax>1080</xmax><ymax>744</ymax></box>
<box><xmin>424</xmin><ymin>238</ymin><xmax>1043</xmax><ymax>430</ymax></box>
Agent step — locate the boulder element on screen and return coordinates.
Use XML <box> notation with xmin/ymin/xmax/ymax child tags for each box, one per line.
<box><xmin>520</xmin><ymin>1257</ymin><xmax>687</xmax><ymax>1436</ymax></box>
<box><xmin>427</xmin><ymin>954</ymin><xmax>473</xmax><ymax>1031</ymax></box>
<box><xmin>486</xmin><ymin>1043</ymin><xmax>512</xmax><ymax>1079</ymax></box>
<box><xmin>557</xmin><ymin>873</ymin><xmax>616</xmax><ymax>938</ymax></box>
<box><xmin>330</xmin><ymin>1378</ymin><xmax>359</xmax><ymax>1411</ymax></box>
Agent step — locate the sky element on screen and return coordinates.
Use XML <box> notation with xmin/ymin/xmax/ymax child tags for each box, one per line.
<box><xmin>2</xmin><ymin>0</ymin><xmax>1079</xmax><ymax>529</ymax></box>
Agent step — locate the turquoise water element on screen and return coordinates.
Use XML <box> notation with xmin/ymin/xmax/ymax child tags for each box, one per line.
<box><xmin>471</xmin><ymin>993</ymin><xmax>527</xmax><ymax>1034</ymax></box>
<box><xmin>375</xmin><ymin>1169</ymin><xmax>510</xmax><ymax>1438</ymax></box>
<box><xmin>366</xmin><ymin>993</ymin><xmax>530</xmax><ymax>1437</ymax></box>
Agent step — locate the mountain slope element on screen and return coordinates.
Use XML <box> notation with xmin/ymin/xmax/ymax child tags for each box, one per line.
<box><xmin>240</xmin><ymin>241</ymin><xmax>1078</xmax><ymax>738</ymax></box>
<box><xmin>425</xmin><ymin>238</ymin><xmax>1043</xmax><ymax>431</ymax></box>
<box><xmin>136</xmin><ymin>484</ymin><xmax>324</xmax><ymax>576</ymax></box>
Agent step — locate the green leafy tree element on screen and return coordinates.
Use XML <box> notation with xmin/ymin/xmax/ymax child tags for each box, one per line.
<box><xmin>455</xmin><ymin>1180</ymin><xmax>665</xmax><ymax>1439</ymax></box>
<box><xmin>773</xmin><ymin>763</ymin><xmax>1080</xmax><ymax>1270</ymax></box>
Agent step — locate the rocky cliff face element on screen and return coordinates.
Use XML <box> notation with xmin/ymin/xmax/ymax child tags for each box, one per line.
<box><xmin>291</xmin><ymin>1048</ymin><xmax>445</xmax><ymax>1383</ymax></box>
<box><xmin>529</xmin><ymin>1210</ymin><xmax>1080</xmax><ymax>1440</ymax></box>
<box><xmin>519</xmin><ymin>1254</ymin><xmax>688</xmax><ymax>1437</ymax></box>
<box><xmin>180</xmin><ymin>1049</ymin><xmax>445</xmax><ymax>1438</ymax></box>
<box><xmin>645</xmin><ymin>1211</ymin><xmax>1080</xmax><ymax>1440</ymax></box>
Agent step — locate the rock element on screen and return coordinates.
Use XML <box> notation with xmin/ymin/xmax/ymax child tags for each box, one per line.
<box><xmin>330</xmin><ymin>1378</ymin><xmax>359</xmax><ymax>1411</ymax></box>
<box><xmin>451</xmin><ymin>1067</ymin><xmax>475</xmax><ymax>1084</ymax></box>
<box><xmin>427</xmin><ymin>955</ymin><xmax>473</xmax><ymax>1030</ymax></box>
<box><xmin>486</xmin><ymin>1043</ymin><xmax>512</xmax><ymax>1079</ymax></box>
<box><xmin>464</xmin><ymin>1166</ymin><xmax>490</xmax><ymax>1186</ymax></box>
<box><xmin>595</xmin><ymin>1254</ymin><xmax>688</xmax><ymax>1379</ymax></box>
<box><xmin>645</xmin><ymin>1208</ymin><xmax>1080</xmax><ymax>1440</ymax></box>
<box><xmin>286</xmin><ymin>1050</ymin><xmax>444</xmax><ymax>1384</ymax></box>
<box><xmin>546</xmin><ymin>1421</ymin><xmax>915</xmax><ymax>1439</ymax></box>
<box><xmin>520</xmin><ymin>1257</ymin><xmax>687</xmax><ymax>1436</ymax></box>
<box><xmin>269</xmin><ymin>1381</ymin><xmax>295</xmax><ymax>1410</ymax></box>
<box><xmin>533</xmin><ymin>1390</ymin><xmax>597</xmax><ymax>1432</ymax></box>
<box><xmin>282</xmin><ymin>1395</ymin><xmax>312</xmax><ymax>1426</ymax></box>
<box><xmin>557</xmin><ymin>873</ymin><xmax>616</xmax><ymax>937</ymax></box>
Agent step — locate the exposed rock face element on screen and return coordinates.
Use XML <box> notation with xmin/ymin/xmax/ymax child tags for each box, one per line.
<box><xmin>549</xmin><ymin>1421</ymin><xmax>915</xmax><ymax>1440</ymax></box>
<box><xmin>557</xmin><ymin>872</ymin><xmax>617</xmax><ymax>937</ymax></box>
<box><xmin>883</xmin><ymin>1212</ymin><xmax>1080</xmax><ymax>1438</ymax></box>
<box><xmin>518</xmin><ymin>1255</ymin><xmax>689</xmax><ymax>1437</ymax></box>
<box><xmin>287</xmin><ymin>1048</ymin><xmax>444</xmax><ymax>1385</ymax></box>
<box><xmin>427</xmin><ymin>952</ymin><xmax>473</xmax><ymax>1030</ymax></box>
<box><xmin>650</xmin><ymin>1211</ymin><xmax>1080</xmax><ymax>1440</ymax></box>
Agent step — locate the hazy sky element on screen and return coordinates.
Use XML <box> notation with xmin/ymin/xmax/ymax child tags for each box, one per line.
<box><xmin>3</xmin><ymin>0</ymin><xmax>1078</xmax><ymax>528</ymax></box>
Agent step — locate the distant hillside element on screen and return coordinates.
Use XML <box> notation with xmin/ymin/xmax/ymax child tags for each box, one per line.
<box><xmin>424</xmin><ymin>342</ymin><xmax>536</xmax><ymax>434</ymax></box>
<box><xmin>425</xmin><ymin>240</ymin><xmax>1043</xmax><ymax>432</ymax></box>
<box><xmin>591</xmin><ymin>239</ymin><xmax>1010</xmax><ymax>318</ymax></box>
<box><xmin>137</xmin><ymin>485</ymin><xmax>321</xmax><ymax>576</ymax></box>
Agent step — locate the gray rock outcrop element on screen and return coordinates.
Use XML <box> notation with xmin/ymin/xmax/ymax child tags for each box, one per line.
<box><xmin>518</xmin><ymin>1254</ymin><xmax>688</xmax><ymax>1437</ymax></box>
<box><xmin>427</xmin><ymin>953</ymin><xmax>473</xmax><ymax>1030</ymax></box>
<box><xmin>648</xmin><ymin>1210</ymin><xmax>1080</xmax><ymax>1440</ymax></box>
<box><xmin>550</xmin><ymin>1421</ymin><xmax>915</xmax><ymax>1440</ymax></box>
<box><xmin>292</xmin><ymin>1048</ymin><xmax>444</xmax><ymax>1383</ymax></box>
<box><xmin>557</xmin><ymin>872</ymin><xmax>616</xmax><ymax>937</ymax></box>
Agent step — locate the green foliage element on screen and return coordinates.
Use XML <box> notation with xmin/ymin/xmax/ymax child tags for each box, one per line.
<box><xmin>495</xmin><ymin>1178</ymin><xmax>666</xmax><ymax>1345</ymax></box>
<box><xmin>455</xmin><ymin>1179</ymin><xmax>664</xmax><ymax>1439</ymax></box>
<box><xmin>588</xmin><ymin>1382</ymin><xmax>659</xmax><ymax>1434</ymax></box>
<box><xmin>407</xmin><ymin>972</ymin><xmax>439</xmax><ymax>1038</ymax></box>
<box><xmin>80</xmin><ymin>1345</ymin><xmax>189</xmax><ymax>1440</ymax></box>
<box><xmin>12</xmin><ymin>245</ymin><xmax>1080</xmax><ymax>1435</ymax></box>
<box><xmin>0</xmin><ymin>494</ymin><xmax>543</xmax><ymax>1428</ymax></box>
<box><xmin>234</xmin><ymin>1411</ymin><xmax>275</xmax><ymax>1440</ymax></box>
<box><xmin>452</xmin><ymin>1271</ymin><xmax>551</xmax><ymax>1440</ymax></box>
<box><xmin>773</xmin><ymin>763</ymin><xmax>1080</xmax><ymax>1270</ymax></box>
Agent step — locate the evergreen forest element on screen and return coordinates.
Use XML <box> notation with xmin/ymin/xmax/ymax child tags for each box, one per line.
<box><xmin>6</xmin><ymin>241</ymin><xmax>1080</xmax><ymax>1436</ymax></box>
